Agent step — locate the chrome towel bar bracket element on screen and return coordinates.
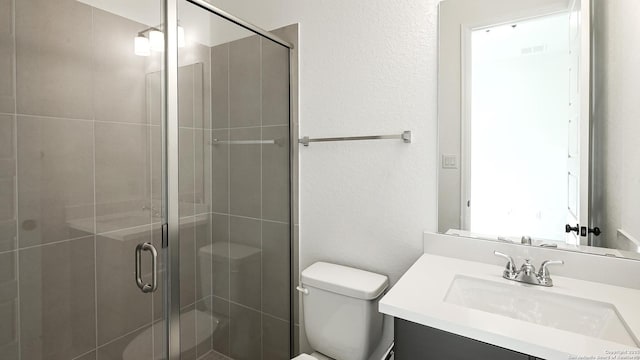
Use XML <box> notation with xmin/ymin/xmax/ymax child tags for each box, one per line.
<box><xmin>299</xmin><ymin>130</ymin><xmax>412</xmax><ymax>147</ymax></box>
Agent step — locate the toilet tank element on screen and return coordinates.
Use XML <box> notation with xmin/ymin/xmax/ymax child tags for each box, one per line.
<box><xmin>301</xmin><ymin>262</ymin><xmax>389</xmax><ymax>360</ymax></box>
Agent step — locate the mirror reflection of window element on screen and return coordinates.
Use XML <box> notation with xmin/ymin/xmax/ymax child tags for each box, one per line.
<box><xmin>438</xmin><ymin>0</ymin><xmax>640</xmax><ymax>258</ymax></box>
<box><xmin>467</xmin><ymin>14</ymin><xmax>570</xmax><ymax>241</ymax></box>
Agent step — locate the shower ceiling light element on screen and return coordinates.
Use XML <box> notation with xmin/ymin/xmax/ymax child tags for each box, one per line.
<box><xmin>134</xmin><ymin>35</ymin><xmax>150</xmax><ymax>56</ymax></box>
<box><xmin>134</xmin><ymin>25</ymin><xmax>185</xmax><ymax>56</ymax></box>
<box><xmin>149</xmin><ymin>29</ymin><xmax>164</xmax><ymax>52</ymax></box>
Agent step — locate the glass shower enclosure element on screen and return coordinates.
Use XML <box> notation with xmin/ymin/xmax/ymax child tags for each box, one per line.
<box><xmin>0</xmin><ymin>0</ymin><xmax>292</xmax><ymax>358</ymax></box>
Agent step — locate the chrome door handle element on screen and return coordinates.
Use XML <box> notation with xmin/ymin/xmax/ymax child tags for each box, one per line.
<box><xmin>135</xmin><ymin>242</ymin><xmax>158</xmax><ymax>293</ymax></box>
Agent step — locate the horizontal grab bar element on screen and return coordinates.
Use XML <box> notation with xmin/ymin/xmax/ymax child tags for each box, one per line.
<box><xmin>299</xmin><ymin>131</ymin><xmax>411</xmax><ymax>146</ymax></box>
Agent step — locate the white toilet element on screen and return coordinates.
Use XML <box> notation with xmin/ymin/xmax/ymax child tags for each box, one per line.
<box><xmin>293</xmin><ymin>262</ymin><xmax>389</xmax><ymax>360</ymax></box>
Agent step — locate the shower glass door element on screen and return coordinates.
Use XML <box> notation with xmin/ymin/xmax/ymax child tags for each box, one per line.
<box><xmin>0</xmin><ymin>0</ymin><xmax>168</xmax><ymax>358</ymax></box>
<box><xmin>0</xmin><ymin>0</ymin><xmax>290</xmax><ymax>357</ymax></box>
<box><xmin>171</xmin><ymin>1</ymin><xmax>292</xmax><ymax>359</ymax></box>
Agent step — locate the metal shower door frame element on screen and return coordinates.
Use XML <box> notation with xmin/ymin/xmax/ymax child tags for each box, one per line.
<box><xmin>163</xmin><ymin>0</ymin><xmax>180</xmax><ymax>358</ymax></box>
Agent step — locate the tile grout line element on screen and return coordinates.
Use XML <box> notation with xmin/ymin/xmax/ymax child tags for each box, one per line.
<box><xmin>207</xmin><ymin>46</ymin><xmax>214</xmax><ymax>355</ymax></box>
<box><xmin>13</xmin><ymin>113</ymin><xmax>160</xmax><ymax>127</ymax></box>
<box><xmin>261</xmin><ymin>310</ymin><xmax>290</xmax><ymax>325</ymax></box>
<box><xmin>210</xmin><ymin>293</ymin><xmax>289</xmax><ymax>324</ymax></box>
<box><xmin>15</xmin><ymin>235</ymin><xmax>95</xmax><ymax>253</ymax></box>
<box><xmin>9</xmin><ymin>112</ymin><xmax>216</xmax><ymax>129</ymax></box>
<box><xmin>90</xmin><ymin>9</ymin><xmax>99</xmax><ymax>359</ymax></box>
<box><xmin>259</xmin><ymin>37</ymin><xmax>264</xmax><ymax>360</ymax></box>
<box><xmin>97</xmin><ymin>223</ymin><xmax>158</xmax><ymax>238</ymax></box>
<box><xmin>71</xmin><ymin>348</ymin><xmax>95</xmax><ymax>360</ymax></box>
<box><xmin>200</xmin><ymin>54</ymin><xmax>210</xmax><ymax>357</ymax></box>
<box><xmin>13</xmin><ymin>120</ymin><xmax>20</xmax><ymax>360</ymax></box>
<box><xmin>11</xmin><ymin>0</ymin><xmax>16</xmax><ymax>116</ymax></box>
<box><xmin>0</xmin><ymin>111</ymin><xmax>283</xmax><ymax>130</ymax></box>
<box><xmin>209</xmin><ymin>123</ymin><xmax>289</xmax><ymax>131</ymax></box>
<box><xmin>209</xmin><ymin>212</ymin><xmax>288</xmax><ymax>225</ymax></box>
<box><xmin>92</xmin><ymin>109</ymin><xmax>99</xmax><ymax>360</ymax></box>
<box><xmin>12</xmin><ymin>0</ymin><xmax>19</xmax><ymax>357</ymax></box>
<box><xmin>181</xmin><ymin>301</ymin><xmax>198</xmax><ymax>312</ymax></box>
<box><xmin>92</xmin><ymin>320</ymin><xmax>158</xmax><ymax>354</ymax></box>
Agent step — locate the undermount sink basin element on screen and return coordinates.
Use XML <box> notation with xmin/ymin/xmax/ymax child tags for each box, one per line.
<box><xmin>444</xmin><ymin>275</ymin><xmax>639</xmax><ymax>347</ymax></box>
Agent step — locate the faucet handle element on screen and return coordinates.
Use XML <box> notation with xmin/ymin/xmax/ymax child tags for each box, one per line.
<box><xmin>537</xmin><ymin>260</ymin><xmax>564</xmax><ymax>280</ymax></box>
<box><xmin>494</xmin><ymin>251</ymin><xmax>517</xmax><ymax>276</ymax></box>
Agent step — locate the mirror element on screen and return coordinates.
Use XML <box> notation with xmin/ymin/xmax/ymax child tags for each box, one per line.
<box><xmin>437</xmin><ymin>0</ymin><xmax>640</xmax><ymax>259</ymax></box>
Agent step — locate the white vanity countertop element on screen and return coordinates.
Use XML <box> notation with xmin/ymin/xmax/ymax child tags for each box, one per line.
<box><xmin>379</xmin><ymin>253</ymin><xmax>640</xmax><ymax>360</ymax></box>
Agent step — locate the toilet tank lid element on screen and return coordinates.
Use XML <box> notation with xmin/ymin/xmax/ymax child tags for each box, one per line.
<box><xmin>301</xmin><ymin>262</ymin><xmax>389</xmax><ymax>300</ymax></box>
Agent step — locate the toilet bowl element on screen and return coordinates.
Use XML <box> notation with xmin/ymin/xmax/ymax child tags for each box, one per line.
<box><xmin>292</xmin><ymin>262</ymin><xmax>389</xmax><ymax>360</ymax></box>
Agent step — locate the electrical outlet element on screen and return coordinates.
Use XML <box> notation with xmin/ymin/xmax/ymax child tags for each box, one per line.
<box><xmin>442</xmin><ymin>154</ymin><xmax>458</xmax><ymax>169</ymax></box>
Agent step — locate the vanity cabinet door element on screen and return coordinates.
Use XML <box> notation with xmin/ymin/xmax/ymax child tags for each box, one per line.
<box><xmin>394</xmin><ymin>318</ymin><xmax>534</xmax><ymax>360</ymax></box>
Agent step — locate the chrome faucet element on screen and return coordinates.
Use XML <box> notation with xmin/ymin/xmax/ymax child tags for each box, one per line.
<box><xmin>494</xmin><ymin>251</ymin><xmax>564</xmax><ymax>287</ymax></box>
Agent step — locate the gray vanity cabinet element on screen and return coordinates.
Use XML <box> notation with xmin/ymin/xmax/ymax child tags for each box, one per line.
<box><xmin>394</xmin><ymin>318</ymin><xmax>544</xmax><ymax>360</ymax></box>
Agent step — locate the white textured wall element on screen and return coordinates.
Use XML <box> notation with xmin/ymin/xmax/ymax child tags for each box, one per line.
<box><xmin>203</xmin><ymin>0</ymin><xmax>440</xmax><ymax>357</ymax></box>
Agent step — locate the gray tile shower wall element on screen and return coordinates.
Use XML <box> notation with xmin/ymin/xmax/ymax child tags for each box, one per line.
<box><xmin>15</xmin><ymin>0</ymin><xmax>93</xmax><ymax>120</ymax></box>
<box><xmin>229</xmin><ymin>37</ymin><xmax>261</xmax><ymax>129</ymax></box>
<box><xmin>0</xmin><ymin>0</ymin><xmax>14</xmax><ymax>114</ymax></box>
<box><xmin>208</xmin><ymin>28</ymin><xmax>294</xmax><ymax>359</ymax></box>
<box><xmin>20</xmin><ymin>236</ymin><xmax>96</xmax><ymax>360</ymax></box>
<box><xmin>17</xmin><ymin>116</ymin><xmax>95</xmax><ymax>247</ymax></box>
